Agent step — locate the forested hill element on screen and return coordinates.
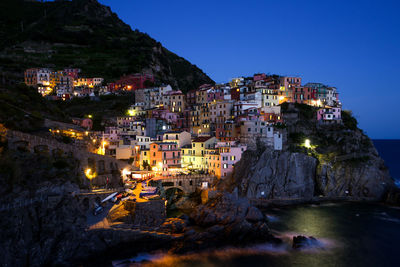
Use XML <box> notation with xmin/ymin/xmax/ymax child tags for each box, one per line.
<box><xmin>0</xmin><ymin>0</ymin><xmax>214</xmax><ymax>91</ymax></box>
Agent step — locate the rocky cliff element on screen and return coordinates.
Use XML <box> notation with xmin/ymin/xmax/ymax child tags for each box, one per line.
<box><xmin>228</xmin><ymin>103</ymin><xmax>394</xmax><ymax>201</ymax></box>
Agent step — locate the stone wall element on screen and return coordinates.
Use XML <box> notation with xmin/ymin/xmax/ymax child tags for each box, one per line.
<box><xmin>6</xmin><ymin>130</ymin><xmax>130</xmax><ymax>188</ymax></box>
<box><xmin>124</xmin><ymin>200</ymin><xmax>166</xmax><ymax>227</ymax></box>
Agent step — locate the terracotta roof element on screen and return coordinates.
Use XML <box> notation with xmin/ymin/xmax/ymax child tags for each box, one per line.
<box><xmin>193</xmin><ymin>136</ymin><xmax>213</xmax><ymax>143</ymax></box>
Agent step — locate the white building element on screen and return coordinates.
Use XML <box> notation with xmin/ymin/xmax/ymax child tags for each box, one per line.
<box><xmin>273</xmin><ymin>132</ymin><xmax>283</xmax><ymax>150</ymax></box>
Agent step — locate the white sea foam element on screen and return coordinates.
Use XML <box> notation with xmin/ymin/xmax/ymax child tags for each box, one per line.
<box><xmin>265</xmin><ymin>214</ymin><xmax>279</xmax><ymax>222</ymax></box>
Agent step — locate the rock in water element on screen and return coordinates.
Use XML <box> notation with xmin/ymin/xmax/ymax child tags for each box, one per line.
<box><xmin>292</xmin><ymin>235</ymin><xmax>319</xmax><ymax>249</ymax></box>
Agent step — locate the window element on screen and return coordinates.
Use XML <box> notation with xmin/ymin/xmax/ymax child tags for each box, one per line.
<box><xmin>248</xmin><ymin>128</ymin><xmax>251</xmax><ymax>132</ymax></box>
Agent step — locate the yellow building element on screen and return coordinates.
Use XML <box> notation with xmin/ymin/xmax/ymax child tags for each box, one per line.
<box><xmin>181</xmin><ymin>136</ymin><xmax>218</xmax><ymax>170</ymax></box>
<box><xmin>195</xmin><ymin>89</ymin><xmax>208</xmax><ymax>104</ymax></box>
<box><xmin>140</xmin><ymin>149</ymin><xmax>150</xmax><ymax>170</ymax></box>
<box><xmin>190</xmin><ymin>104</ymin><xmax>201</xmax><ymax>134</ymax></box>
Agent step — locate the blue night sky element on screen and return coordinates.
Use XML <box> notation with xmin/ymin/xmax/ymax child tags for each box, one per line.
<box><xmin>99</xmin><ymin>0</ymin><xmax>400</xmax><ymax>139</ymax></box>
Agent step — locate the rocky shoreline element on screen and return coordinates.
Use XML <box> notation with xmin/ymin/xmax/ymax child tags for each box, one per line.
<box><xmin>78</xmin><ymin>192</ymin><xmax>281</xmax><ymax>266</ymax></box>
<box><xmin>1</xmin><ymin>178</ymin><xmax>398</xmax><ymax>266</ymax></box>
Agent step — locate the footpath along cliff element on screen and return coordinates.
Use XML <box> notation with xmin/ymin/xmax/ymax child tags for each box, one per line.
<box><xmin>226</xmin><ymin>103</ymin><xmax>395</xmax><ymax>202</ymax></box>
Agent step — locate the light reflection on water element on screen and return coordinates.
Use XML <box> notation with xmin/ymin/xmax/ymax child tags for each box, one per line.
<box><xmin>113</xmin><ymin>203</ymin><xmax>400</xmax><ymax>267</ymax></box>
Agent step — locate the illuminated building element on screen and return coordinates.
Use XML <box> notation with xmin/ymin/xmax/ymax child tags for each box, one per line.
<box><xmin>149</xmin><ymin>142</ymin><xmax>181</xmax><ymax>175</ymax></box>
<box><xmin>181</xmin><ymin>136</ymin><xmax>218</xmax><ymax>170</ymax></box>
<box><xmin>206</xmin><ymin>141</ymin><xmax>247</xmax><ymax>178</ymax></box>
<box><xmin>24</xmin><ymin>68</ymin><xmax>51</xmax><ymax>87</ymax></box>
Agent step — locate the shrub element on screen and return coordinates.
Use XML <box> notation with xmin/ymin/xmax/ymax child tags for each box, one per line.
<box><xmin>342</xmin><ymin>110</ymin><xmax>358</xmax><ymax>130</ymax></box>
<box><xmin>295</xmin><ymin>103</ymin><xmax>315</xmax><ymax>120</ymax></box>
<box><xmin>289</xmin><ymin>132</ymin><xmax>307</xmax><ymax>144</ymax></box>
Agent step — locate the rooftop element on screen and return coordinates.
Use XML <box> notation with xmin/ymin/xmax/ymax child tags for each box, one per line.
<box><xmin>193</xmin><ymin>136</ymin><xmax>213</xmax><ymax>143</ymax></box>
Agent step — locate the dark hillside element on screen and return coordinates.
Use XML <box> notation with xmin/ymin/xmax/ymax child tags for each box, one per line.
<box><xmin>0</xmin><ymin>0</ymin><xmax>214</xmax><ymax>91</ymax></box>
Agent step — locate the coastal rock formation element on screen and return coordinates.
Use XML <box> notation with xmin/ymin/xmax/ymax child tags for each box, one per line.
<box><xmin>230</xmin><ymin>104</ymin><xmax>394</xmax><ymax>201</ymax></box>
<box><xmin>316</xmin><ymin>155</ymin><xmax>391</xmax><ymax>198</ymax></box>
<box><xmin>238</xmin><ymin>150</ymin><xmax>317</xmax><ymax>199</ymax></box>
<box><xmin>0</xmin><ymin>181</ymin><xmax>88</xmax><ymax>266</ymax></box>
<box><xmin>176</xmin><ymin>192</ymin><xmax>275</xmax><ymax>252</ymax></box>
<box><xmin>233</xmin><ymin>148</ymin><xmax>392</xmax><ymax>201</ymax></box>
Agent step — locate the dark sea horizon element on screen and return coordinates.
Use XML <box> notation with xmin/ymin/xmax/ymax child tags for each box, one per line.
<box><xmin>373</xmin><ymin>139</ymin><xmax>400</xmax><ymax>186</ymax></box>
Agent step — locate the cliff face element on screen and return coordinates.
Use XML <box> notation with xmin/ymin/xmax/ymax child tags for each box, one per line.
<box><xmin>231</xmin><ymin>104</ymin><xmax>394</xmax><ymax>201</ymax></box>
<box><xmin>237</xmin><ymin>150</ymin><xmax>317</xmax><ymax>199</ymax></box>
<box><xmin>234</xmin><ymin>148</ymin><xmax>392</xmax><ymax>201</ymax></box>
<box><xmin>0</xmin><ymin>0</ymin><xmax>214</xmax><ymax>91</ymax></box>
<box><xmin>0</xmin><ymin>182</ymin><xmax>88</xmax><ymax>266</ymax></box>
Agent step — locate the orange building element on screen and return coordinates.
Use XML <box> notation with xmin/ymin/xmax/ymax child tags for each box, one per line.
<box><xmin>149</xmin><ymin>142</ymin><xmax>181</xmax><ymax>175</ymax></box>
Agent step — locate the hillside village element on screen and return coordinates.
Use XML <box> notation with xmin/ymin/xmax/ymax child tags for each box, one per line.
<box><xmin>24</xmin><ymin>68</ymin><xmax>342</xmax><ymax>180</ymax></box>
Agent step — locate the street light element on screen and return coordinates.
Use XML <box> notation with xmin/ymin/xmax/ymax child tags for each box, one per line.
<box><xmin>85</xmin><ymin>168</ymin><xmax>96</xmax><ymax>191</ymax></box>
<box><xmin>304</xmin><ymin>139</ymin><xmax>311</xmax><ymax>148</ymax></box>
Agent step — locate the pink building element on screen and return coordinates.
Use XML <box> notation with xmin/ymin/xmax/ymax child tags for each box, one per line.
<box><xmin>72</xmin><ymin>118</ymin><xmax>93</xmax><ymax>130</ymax></box>
<box><xmin>279</xmin><ymin>76</ymin><xmax>302</xmax><ymax>89</ymax></box>
<box><xmin>317</xmin><ymin>107</ymin><xmax>342</xmax><ymax>122</ymax></box>
<box><xmin>253</xmin><ymin>73</ymin><xmax>267</xmax><ymax>81</ymax></box>
<box><xmin>207</xmin><ymin>89</ymin><xmax>224</xmax><ymax>102</ymax></box>
<box><xmin>117</xmin><ymin>116</ymin><xmax>136</xmax><ymax>128</ymax></box>
<box><xmin>152</xmin><ymin>108</ymin><xmax>179</xmax><ymax>124</ymax></box>
<box><xmin>206</xmin><ymin>141</ymin><xmax>247</xmax><ymax>178</ymax></box>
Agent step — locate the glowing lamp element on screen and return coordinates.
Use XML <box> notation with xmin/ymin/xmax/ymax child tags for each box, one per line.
<box><xmin>304</xmin><ymin>139</ymin><xmax>311</xmax><ymax>148</ymax></box>
<box><xmin>127</xmin><ymin>109</ymin><xmax>135</xmax><ymax>116</ymax></box>
<box><xmin>122</xmin><ymin>168</ymin><xmax>130</xmax><ymax>176</ymax></box>
<box><xmin>85</xmin><ymin>168</ymin><xmax>96</xmax><ymax>179</ymax></box>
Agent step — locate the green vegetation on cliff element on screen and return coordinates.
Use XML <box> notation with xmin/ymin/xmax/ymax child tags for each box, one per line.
<box><xmin>0</xmin><ymin>84</ymin><xmax>67</xmax><ymax>131</ymax></box>
<box><xmin>0</xmin><ymin>0</ymin><xmax>214</xmax><ymax>91</ymax></box>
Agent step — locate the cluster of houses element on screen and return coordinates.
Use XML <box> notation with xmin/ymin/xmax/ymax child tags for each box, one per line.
<box><xmin>24</xmin><ymin>68</ymin><xmax>154</xmax><ymax>100</ymax></box>
<box><xmin>30</xmin><ymin>69</ymin><xmax>342</xmax><ymax>178</ymax></box>
<box><xmin>78</xmin><ymin>73</ymin><xmax>341</xmax><ymax>178</ymax></box>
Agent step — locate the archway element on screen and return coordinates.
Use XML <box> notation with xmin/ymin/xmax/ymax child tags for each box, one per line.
<box><xmin>165</xmin><ymin>187</ymin><xmax>185</xmax><ymax>205</ymax></box>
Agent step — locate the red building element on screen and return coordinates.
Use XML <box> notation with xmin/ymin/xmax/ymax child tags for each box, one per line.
<box><xmin>292</xmin><ymin>86</ymin><xmax>317</xmax><ymax>104</ymax></box>
<box><xmin>109</xmin><ymin>73</ymin><xmax>154</xmax><ymax>91</ymax></box>
<box><xmin>187</xmin><ymin>89</ymin><xmax>197</xmax><ymax>105</ymax></box>
<box><xmin>175</xmin><ymin>109</ymin><xmax>191</xmax><ymax>132</ymax></box>
<box><xmin>215</xmin><ymin>121</ymin><xmax>238</xmax><ymax>141</ymax></box>
<box><xmin>207</xmin><ymin>89</ymin><xmax>224</xmax><ymax>102</ymax></box>
<box><xmin>64</xmin><ymin>68</ymin><xmax>81</xmax><ymax>79</ymax></box>
<box><xmin>260</xmin><ymin>112</ymin><xmax>283</xmax><ymax>124</ymax></box>
<box><xmin>230</xmin><ymin>87</ymin><xmax>241</xmax><ymax>101</ymax></box>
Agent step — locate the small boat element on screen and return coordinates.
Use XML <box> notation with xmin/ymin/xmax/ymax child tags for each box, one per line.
<box><xmin>101</xmin><ymin>192</ymin><xmax>118</xmax><ymax>203</ymax></box>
